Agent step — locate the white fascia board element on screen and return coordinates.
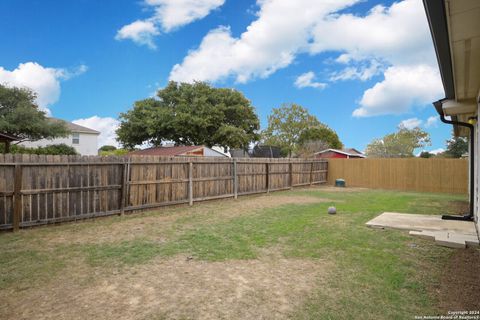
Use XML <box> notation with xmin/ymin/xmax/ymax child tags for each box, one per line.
<box><xmin>442</xmin><ymin>99</ymin><xmax>477</xmax><ymax>116</ymax></box>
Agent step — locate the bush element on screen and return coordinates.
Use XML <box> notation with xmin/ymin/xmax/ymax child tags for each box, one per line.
<box><xmin>419</xmin><ymin>151</ymin><xmax>433</xmax><ymax>158</ymax></box>
<box><xmin>0</xmin><ymin>143</ymin><xmax>78</xmax><ymax>155</ymax></box>
<box><xmin>99</xmin><ymin>149</ymin><xmax>130</xmax><ymax>156</ymax></box>
<box><xmin>99</xmin><ymin>145</ymin><xmax>117</xmax><ymax>152</ymax></box>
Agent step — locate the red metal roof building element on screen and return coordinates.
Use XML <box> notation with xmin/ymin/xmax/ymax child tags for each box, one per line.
<box><xmin>314</xmin><ymin>148</ymin><xmax>365</xmax><ymax>159</ymax></box>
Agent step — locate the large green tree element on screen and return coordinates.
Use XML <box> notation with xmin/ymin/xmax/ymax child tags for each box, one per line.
<box><xmin>117</xmin><ymin>81</ymin><xmax>260</xmax><ymax>149</ymax></box>
<box><xmin>298</xmin><ymin>126</ymin><xmax>343</xmax><ymax>149</ymax></box>
<box><xmin>0</xmin><ymin>85</ymin><xmax>69</xmax><ymax>143</ymax></box>
<box><xmin>296</xmin><ymin>140</ymin><xmax>330</xmax><ymax>158</ymax></box>
<box><xmin>443</xmin><ymin>135</ymin><xmax>468</xmax><ymax>158</ymax></box>
<box><xmin>365</xmin><ymin>127</ymin><xmax>431</xmax><ymax>158</ymax></box>
<box><xmin>262</xmin><ymin>103</ymin><xmax>336</xmax><ymax>157</ymax></box>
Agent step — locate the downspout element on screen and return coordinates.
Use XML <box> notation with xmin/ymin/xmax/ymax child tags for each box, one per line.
<box><xmin>434</xmin><ymin>100</ymin><xmax>474</xmax><ymax>221</ymax></box>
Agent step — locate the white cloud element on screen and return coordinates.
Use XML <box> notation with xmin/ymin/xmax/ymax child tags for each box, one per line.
<box><xmin>425</xmin><ymin>116</ymin><xmax>438</xmax><ymax>128</ymax></box>
<box><xmin>147</xmin><ymin>0</ymin><xmax>225</xmax><ymax>32</ymax></box>
<box><xmin>116</xmin><ymin>0</ymin><xmax>224</xmax><ymax>48</ymax></box>
<box><xmin>0</xmin><ymin>62</ymin><xmax>87</xmax><ymax>114</ymax></box>
<box><xmin>335</xmin><ymin>53</ymin><xmax>353</xmax><ymax>64</ymax></box>
<box><xmin>169</xmin><ymin>0</ymin><xmax>358</xmax><ymax>83</ymax></box>
<box><xmin>56</xmin><ymin>64</ymin><xmax>88</xmax><ymax>80</ymax></box>
<box><xmin>310</xmin><ymin>0</ymin><xmax>442</xmax><ymax>116</ymax></box>
<box><xmin>115</xmin><ymin>20</ymin><xmax>160</xmax><ymax>49</ymax></box>
<box><xmin>399</xmin><ymin>118</ymin><xmax>422</xmax><ymax>130</ymax></box>
<box><xmin>169</xmin><ymin>0</ymin><xmax>441</xmax><ymax>117</ymax></box>
<box><xmin>352</xmin><ymin>65</ymin><xmax>443</xmax><ymax>117</ymax></box>
<box><xmin>310</xmin><ymin>0</ymin><xmax>434</xmax><ymax>66</ymax></box>
<box><xmin>72</xmin><ymin>116</ymin><xmax>120</xmax><ymax>147</ymax></box>
<box><xmin>429</xmin><ymin>148</ymin><xmax>444</xmax><ymax>155</ymax></box>
<box><xmin>294</xmin><ymin>72</ymin><xmax>326</xmax><ymax>89</ymax></box>
<box><xmin>329</xmin><ymin>60</ymin><xmax>383</xmax><ymax>82</ymax></box>
<box><xmin>399</xmin><ymin>116</ymin><xmax>440</xmax><ymax>131</ymax></box>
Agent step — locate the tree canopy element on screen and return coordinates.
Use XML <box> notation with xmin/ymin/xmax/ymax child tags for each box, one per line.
<box><xmin>262</xmin><ymin>103</ymin><xmax>339</xmax><ymax>157</ymax></box>
<box><xmin>298</xmin><ymin>126</ymin><xmax>343</xmax><ymax>149</ymax></box>
<box><xmin>418</xmin><ymin>151</ymin><xmax>433</xmax><ymax>158</ymax></box>
<box><xmin>0</xmin><ymin>85</ymin><xmax>69</xmax><ymax>142</ymax></box>
<box><xmin>296</xmin><ymin>140</ymin><xmax>330</xmax><ymax>158</ymax></box>
<box><xmin>365</xmin><ymin>126</ymin><xmax>431</xmax><ymax>158</ymax></box>
<box><xmin>116</xmin><ymin>81</ymin><xmax>260</xmax><ymax>149</ymax></box>
<box><xmin>443</xmin><ymin>135</ymin><xmax>468</xmax><ymax>158</ymax></box>
<box><xmin>98</xmin><ymin>145</ymin><xmax>117</xmax><ymax>152</ymax></box>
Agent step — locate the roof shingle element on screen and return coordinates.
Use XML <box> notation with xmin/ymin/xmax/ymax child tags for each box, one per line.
<box><xmin>129</xmin><ymin>146</ymin><xmax>203</xmax><ymax>156</ymax></box>
<box><xmin>50</xmin><ymin>118</ymin><xmax>100</xmax><ymax>134</ymax></box>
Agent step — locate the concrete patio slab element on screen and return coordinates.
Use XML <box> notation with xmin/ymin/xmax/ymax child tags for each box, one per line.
<box><xmin>366</xmin><ymin>212</ymin><xmax>479</xmax><ymax>248</ymax></box>
<box><xmin>408</xmin><ymin>230</ymin><xmax>436</xmax><ymax>240</ymax></box>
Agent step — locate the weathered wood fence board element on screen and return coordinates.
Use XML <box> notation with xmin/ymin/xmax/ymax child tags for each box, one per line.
<box><xmin>327</xmin><ymin>158</ymin><xmax>468</xmax><ymax>194</ymax></box>
<box><xmin>0</xmin><ymin>155</ymin><xmax>328</xmax><ymax>230</ymax></box>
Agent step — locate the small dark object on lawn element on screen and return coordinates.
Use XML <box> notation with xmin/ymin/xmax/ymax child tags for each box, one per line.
<box><xmin>335</xmin><ymin>179</ymin><xmax>345</xmax><ymax>187</ymax></box>
<box><xmin>328</xmin><ymin>206</ymin><xmax>337</xmax><ymax>215</ymax></box>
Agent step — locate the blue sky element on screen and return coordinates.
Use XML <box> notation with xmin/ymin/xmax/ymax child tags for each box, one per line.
<box><xmin>0</xmin><ymin>0</ymin><xmax>451</xmax><ymax>153</ymax></box>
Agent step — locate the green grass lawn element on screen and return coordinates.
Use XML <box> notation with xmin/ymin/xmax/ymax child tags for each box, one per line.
<box><xmin>0</xmin><ymin>187</ymin><xmax>470</xmax><ymax>319</ymax></box>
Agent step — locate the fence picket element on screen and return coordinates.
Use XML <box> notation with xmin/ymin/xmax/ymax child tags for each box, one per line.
<box><xmin>0</xmin><ymin>155</ymin><xmax>327</xmax><ymax>230</ymax></box>
<box><xmin>327</xmin><ymin>158</ymin><xmax>467</xmax><ymax>194</ymax></box>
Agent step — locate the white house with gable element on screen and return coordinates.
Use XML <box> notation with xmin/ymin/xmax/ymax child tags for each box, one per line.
<box><xmin>20</xmin><ymin>118</ymin><xmax>100</xmax><ymax>155</ymax></box>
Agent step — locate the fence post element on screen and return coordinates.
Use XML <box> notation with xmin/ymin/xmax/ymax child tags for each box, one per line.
<box><xmin>310</xmin><ymin>161</ymin><xmax>314</xmax><ymax>186</ymax></box>
<box><xmin>188</xmin><ymin>162</ymin><xmax>193</xmax><ymax>206</ymax></box>
<box><xmin>233</xmin><ymin>159</ymin><xmax>238</xmax><ymax>199</ymax></box>
<box><xmin>266</xmin><ymin>162</ymin><xmax>269</xmax><ymax>193</ymax></box>
<box><xmin>119</xmin><ymin>160</ymin><xmax>127</xmax><ymax>215</ymax></box>
<box><xmin>289</xmin><ymin>161</ymin><xmax>293</xmax><ymax>189</ymax></box>
<box><xmin>325</xmin><ymin>160</ymin><xmax>329</xmax><ymax>184</ymax></box>
<box><xmin>13</xmin><ymin>165</ymin><xmax>22</xmax><ymax>232</ymax></box>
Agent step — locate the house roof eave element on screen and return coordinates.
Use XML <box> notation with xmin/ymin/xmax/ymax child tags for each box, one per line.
<box><xmin>314</xmin><ymin>148</ymin><xmax>366</xmax><ymax>158</ymax></box>
<box><xmin>423</xmin><ymin>0</ymin><xmax>455</xmax><ymax>100</ymax></box>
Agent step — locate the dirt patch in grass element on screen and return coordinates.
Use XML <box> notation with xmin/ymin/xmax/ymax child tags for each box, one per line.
<box><xmin>1</xmin><ymin>188</ymin><xmax>472</xmax><ymax>319</ymax></box>
<box><xmin>315</xmin><ymin>186</ymin><xmax>369</xmax><ymax>192</ymax></box>
<box><xmin>41</xmin><ymin>194</ymin><xmax>328</xmax><ymax>246</ymax></box>
<box><xmin>1</xmin><ymin>255</ymin><xmax>330</xmax><ymax>320</ymax></box>
<box><xmin>437</xmin><ymin>247</ymin><xmax>480</xmax><ymax>313</ymax></box>
<box><xmin>447</xmin><ymin>200</ymin><xmax>470</xmax><ymax>215</ymax></box>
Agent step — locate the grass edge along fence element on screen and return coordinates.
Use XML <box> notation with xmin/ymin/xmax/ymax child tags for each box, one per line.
<box><xmin>327</xmin><ymin>158</ymin><xmax>468</xmax><ymax>195</ymax></box>
<box><xmin>0</xmin><ymin>154</ymin><xmax>328</xmax><ymax>231</ymax></box>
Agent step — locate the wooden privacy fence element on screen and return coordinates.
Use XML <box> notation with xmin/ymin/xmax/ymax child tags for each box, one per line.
<box><xmin>327</xmin><ymin>158</ymin><xmax>468</xmax><ymax>194</ymax></box>
<box><xmin>0</xmin><ymin>154</ymin><xmax>328</xmax><ymax>231</ymax></box>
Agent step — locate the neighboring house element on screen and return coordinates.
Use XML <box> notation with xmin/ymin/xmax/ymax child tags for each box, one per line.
<box><xmin>210</xmin><ymin>146</ymin><xmax>230</xmax><ymax>157</ymax></box>
<box><xmin>19</xmin><ymin>118</ymin><xmax>100</xmax><ymax>155</ymax></box>
<box><xmin>129</xmin><ymin>145</ymin><xmax>229</xmax><ymax>157</ymax></box>
<box><xmin>315</xmin><ymin>148</ymin><xmax>365</xmax><ymax>159</ymax></box>
<box><xmin>424</xmin><ymin>1</ymin><xmax>480</xmax><ymax>236</ymax></box>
